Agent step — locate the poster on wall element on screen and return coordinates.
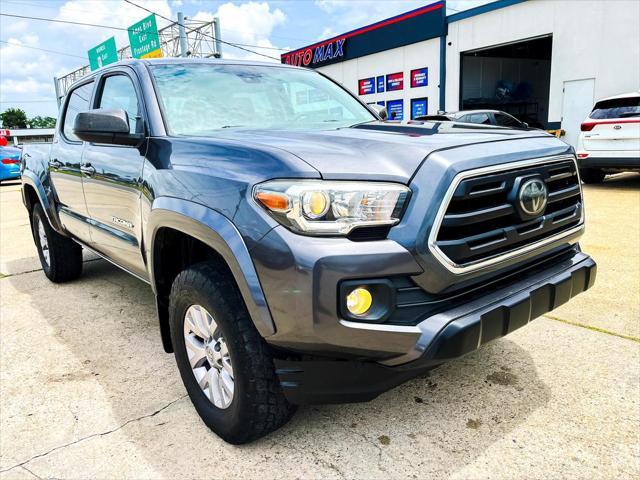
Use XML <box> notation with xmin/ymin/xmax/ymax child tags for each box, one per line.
<box><xmin>410</xmin><ymin>68</ymin><xmax>428</xmax><ymax>88</ymax></box>
<box><xmin>387</xmin><ymin>99</ymin><xmax>404</xmax><ymax>120</ymax></box>
<box><xmin>376</xmin><ymin>76</ymin><xmax>385</xmax><ymax>93</ymax></box>
<box><xmin>411</xmin><ymin>98</ymin><xmax>428</xmax><ymax>119</ymax></box>
<box><xmin>386</xmin><ymin>72</ymin><xmax>404</xmax><ymax>91</ymax></box>
<box><xmin>377</xmin><ymin>101</ymin><xmax>385</xmax><ymax>106</ymax></box>
<box><xmin>358</xmin><ymin>77</ymin><xmax>375</xmax><ymax>95</ymax></box>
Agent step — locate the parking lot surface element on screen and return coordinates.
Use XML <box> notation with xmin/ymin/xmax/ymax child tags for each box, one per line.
<box><xmin>1</xmin><ymin>174</ymin><xmax>639</xmax><ymax>479</ymax></box>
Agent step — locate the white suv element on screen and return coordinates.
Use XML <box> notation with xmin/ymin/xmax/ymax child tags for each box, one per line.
<box><xmin>576</xmin><ymin>91</ymin><xmax>640</xmax><ymax>183</ymax></box>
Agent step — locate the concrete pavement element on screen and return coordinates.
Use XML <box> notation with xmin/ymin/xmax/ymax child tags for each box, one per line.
<box><xmin>0</xmin><ymin>174</ymin><xmax>638</xmax><ymax>479</ymax></box>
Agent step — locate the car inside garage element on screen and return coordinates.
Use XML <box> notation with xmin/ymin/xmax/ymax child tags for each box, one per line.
<box><xmin>460</xmin><ymin>35</ymin><xmax>552</xmax><ymax>128</ymax></box>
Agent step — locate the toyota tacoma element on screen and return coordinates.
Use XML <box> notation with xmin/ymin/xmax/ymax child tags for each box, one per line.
<box><xmin>21</xmin><ymin>59</ymin><xmax>596</xmax><ymax>444</ymax></box>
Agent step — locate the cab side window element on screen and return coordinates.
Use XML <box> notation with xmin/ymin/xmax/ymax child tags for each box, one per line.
<box><xmin>495</xmin><ymin>113</ymin><xmax>521</xmax><ymax>127</ymax></box>
<box><xmin>467</xmin><ymin>113</ymin><xmax>492</xmax><ymax>125</ymax></box>
<box><xmin>98</xmin><ymin>75</ymin><xmax>140</xmax><ymax>134</ymax></box>
<box><xmin>62</xmin><ymin>82</ymin><xmax>94</xmax><ymax>142</ymax></box>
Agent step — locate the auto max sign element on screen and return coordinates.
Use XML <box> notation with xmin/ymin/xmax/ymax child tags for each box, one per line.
<box><xmin>281</xmin><ymin>38</ymin><xmax>346</xmax><ymax>68</ymax></box>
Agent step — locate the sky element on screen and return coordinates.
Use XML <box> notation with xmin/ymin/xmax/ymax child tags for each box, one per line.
<box><xmin>0</xmin><ymin>0</ymin><xmax>491</xmax><ymax>118</ymax></box>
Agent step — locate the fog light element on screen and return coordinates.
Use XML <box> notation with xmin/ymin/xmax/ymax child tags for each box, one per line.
<box><xmin>346</xmin><ymin>288</ymin><xmax>372</xmax><ymax>316</ymax></box>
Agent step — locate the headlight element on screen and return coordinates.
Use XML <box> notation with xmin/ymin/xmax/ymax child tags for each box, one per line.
<box><xmin>254</xmin><ymin>180</ymin><xmax>411</xmax><ymax>236</ymax></box>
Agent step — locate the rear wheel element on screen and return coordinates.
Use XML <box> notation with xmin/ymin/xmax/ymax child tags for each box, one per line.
<box><xmin>580</xmin><ymin>168</ymin><xmax>606</xmax><ymax>184</ymax></box>
<box><xmin>169</xmin><ymin>261</ymin><xmax>295</xmax><ymax>444</ymax></box>
<box><xmin>32</xmin><ymin>203</ymin><xmax>83</xmax><ymax>282</ymax></box>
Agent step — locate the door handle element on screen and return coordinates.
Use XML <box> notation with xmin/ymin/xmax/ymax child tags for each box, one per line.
<box><xmin>49</xmin><ymin>159</ymin><xmax>62</xmax><ymax>169</ymax></box>
<box><xmin>81</xmin><ymin>163</ymin><xmax>96</xmax><ymax>176</ymax></box>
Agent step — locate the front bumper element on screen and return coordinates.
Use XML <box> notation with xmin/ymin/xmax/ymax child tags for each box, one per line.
<box><xmin>274</xmin><ymin>251</ymin><xmax>596</xmax><ymax>404</ymax></box>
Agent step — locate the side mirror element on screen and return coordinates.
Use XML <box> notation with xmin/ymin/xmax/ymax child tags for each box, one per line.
<box><xmin>74</xmin><ymin>108</ymin><xmax>143</xmax><ymax>146</ymax></box>
<box><xmin>370</xmin><ymin>104</ymin><xmax>388</xmax><ymax>121</ymax></box>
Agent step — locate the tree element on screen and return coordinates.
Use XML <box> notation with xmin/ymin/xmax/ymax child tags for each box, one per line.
<box><xmin>0</xmin><ymin>108</ymin><xmax>28</xmax><ymax>128</ymax></box>
<box><xmin>28</xmin><ymin>116</ymin><xmax>57</xmax><ymax>128</ymax></box>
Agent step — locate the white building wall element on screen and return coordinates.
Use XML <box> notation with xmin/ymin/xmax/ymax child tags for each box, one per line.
<box><xmin>318</xmin><ymin>38</ymin><xmax>441</xmax><ymax>119</ymax></box>
<box><xmin>446</xmin><ymin>0</ymin><xmax>640</xmax><ymax>125</ymax></box>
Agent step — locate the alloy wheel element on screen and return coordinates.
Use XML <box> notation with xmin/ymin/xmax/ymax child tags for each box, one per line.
<box><xmin>37</xmin><ymin>218</ymin><xmax>50</xmax><ymax>267</ymax></box>
<box><xmin>183</xmin><ymin>304</ymin><xmax>234</xmax><ymax>409</ymax></box>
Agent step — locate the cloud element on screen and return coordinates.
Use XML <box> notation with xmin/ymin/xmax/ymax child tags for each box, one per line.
<box><xmin>318</xmin><ymin>26</ymin><xmax>337</xmax><ymax>40</ymax></box>
<box><xmin>0</xmin><ymin>0</ymin><xmax>288</xmax><ymax>116</ymax></box>
<box><xmin>54</xmin><ymin>0</ymin><xmax>174</xmax><ymax>48</ymax></box>
<box><xmin>193</xmin><ymin>2</ymin><xmax>286</xmax><ymax>61</ymax></box>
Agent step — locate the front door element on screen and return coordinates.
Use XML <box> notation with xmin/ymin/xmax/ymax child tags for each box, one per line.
<box><xmin>49</xmin><ymin>80</ymin><xmax>95</xmax><ymax>242</ymax></box>
<box><xmin>81</xmin><ymin>70</ymin><xmax>148</xmax><ymax>279</ymax></box>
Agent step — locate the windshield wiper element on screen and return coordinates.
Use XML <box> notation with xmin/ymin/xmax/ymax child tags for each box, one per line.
<box><xmin>220</xmin><ymin>125</ymin><xmax>245</xmax><ymax>129</ymax></box>
<box><xmin>348</xmin><ymin>120</ymin><xmax>377</xmax><ymax>128</ymax></box>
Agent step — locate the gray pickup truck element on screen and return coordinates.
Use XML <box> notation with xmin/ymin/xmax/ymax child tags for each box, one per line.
<box><xmin>21</xmin><ymin>58</ymin><xmax>596</xmax><ymax>444</ymax></box>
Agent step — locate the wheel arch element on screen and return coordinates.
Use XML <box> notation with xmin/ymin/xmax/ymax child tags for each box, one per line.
<box><xmin>147</xmin><ymin>197</ymin><xmax>276</xmax><ymax>353</ymax></box>
<box><xmin>21</xmin><ymin>170</ymin><xmax>65</xmax><ymax>233</ymax></box>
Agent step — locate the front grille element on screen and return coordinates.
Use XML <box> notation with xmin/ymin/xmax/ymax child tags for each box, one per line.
<box><xmin>432</xmin><ymin>157</ymin><xmax>583</xmax><ymax>267</ymax></box>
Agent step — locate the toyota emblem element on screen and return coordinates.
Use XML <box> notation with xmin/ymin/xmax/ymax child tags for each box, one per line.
<box><xmin>518</xmin><ymin>178</ymin><xmax>548</xmax><ymax>216</ymax></box>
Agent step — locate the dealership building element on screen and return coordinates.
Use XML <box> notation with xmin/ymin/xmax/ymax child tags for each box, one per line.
<box><xmin>281</xmin><ymin>0</ymin><xmax>640</xmax><ymax>147</ymax></box>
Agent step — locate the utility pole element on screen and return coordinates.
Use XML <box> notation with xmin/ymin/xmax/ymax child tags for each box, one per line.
<box><xmin>177</xmin><ymin>11</ymin><xmax>188</xmax><ymax>57</ymax></box>
<box><xmin>213</xmin><ymin>17</ymin><xmax>222</xmax><ymax>58</ymax></box>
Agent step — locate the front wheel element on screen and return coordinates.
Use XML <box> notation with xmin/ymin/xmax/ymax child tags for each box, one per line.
<box><xmin>31</xmin><ymin>203</ymin><xmax>83</xmax><ymax>282</ymax></box>
<box><xmin>169</xmin><ymin>261</ymin><xmax>295</xmax><ymax>444</ymax></box>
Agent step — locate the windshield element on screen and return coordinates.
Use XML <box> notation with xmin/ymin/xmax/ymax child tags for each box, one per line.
<box><xmin>150</xmin><ymin>63</ymin><xmax>375</xmax><ymax>135</ymax></box>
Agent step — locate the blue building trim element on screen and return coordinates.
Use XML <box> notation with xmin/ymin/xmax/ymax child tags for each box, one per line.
<box><xmin>447</xmin><ymin>0</ymin><xmax>528</xmax><ymax>23</ymax></box>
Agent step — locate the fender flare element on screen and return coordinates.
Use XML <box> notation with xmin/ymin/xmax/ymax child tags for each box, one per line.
<box><xmin>147</xmin><ymin>197</ymin><xmax>276</xmax><ymax>339</ymax></box>
<box><xmin>21</xmin><ymin>170</ymin><xmax>64</xmax><ymax>233</ymax></box>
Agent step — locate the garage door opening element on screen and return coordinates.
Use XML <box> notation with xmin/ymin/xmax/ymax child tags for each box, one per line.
<box><xmin>460</xmin><ymin>35</ymin><xmax>552</xmax><ymax>128</ymax></box>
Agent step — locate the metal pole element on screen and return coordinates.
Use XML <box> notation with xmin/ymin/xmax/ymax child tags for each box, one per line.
<box><xmin>438</xmin><ymin>0</ymin><xmax>447</xmax><ymax>113</ymax></box>
<box><xmin>53</xmin><ymin>76</ymin><xmax>62</xmax><ymax>109</ymax></box>
<box><xmin>178</xmin><ymin>12</ymin><xmax>188</xmax><ymax>57</ymax></box>
<box><xmin>213</xmin><ymin>17</ymin><xmax>222</xmax><ymax>58</ymax></box>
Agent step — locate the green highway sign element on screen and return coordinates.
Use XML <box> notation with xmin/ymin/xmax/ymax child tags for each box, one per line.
<box><xmin>128</xmin><ymin>14</ymin><xmax>163</xmax><ymax>59</ymax></box>
<box><xmin>88</xmin><ymin>37</ymin><xmax>118</xmax><ymax>71</ymax></box>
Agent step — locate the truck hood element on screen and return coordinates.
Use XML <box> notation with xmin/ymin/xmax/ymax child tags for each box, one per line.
<box><xmin>210</xmin><ymin>122</ymin><xmax>564</xmax><ymax>183</ymax></box>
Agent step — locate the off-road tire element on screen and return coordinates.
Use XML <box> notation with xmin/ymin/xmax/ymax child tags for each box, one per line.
<box><xmin>169</xmin><ymin>261</ymin><xmax>296</xmax><ymax>444</ymax></box>
<box><xmin>32</xmin><ymin>203</ymin><xmax>83</xmax><ymax>282</ymax></box>
<box><xmin>580</xmin><ymin>168</ymin><xmax>606</xmax><ymax>184</ymax></box>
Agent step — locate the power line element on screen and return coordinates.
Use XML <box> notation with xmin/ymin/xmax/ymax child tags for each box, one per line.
<box><xmin>122</xmin><ymin>0</ymin><xmax>281</xmax><ymax>61</ymax></box>
<box><xmin>0</xmin><ymin>100</ymin><xmax>57</xmax><ymax>103</ymax></box>
<box><xmin>0</xmin><ymin>39</ymin><xmax>86</xmax><ymax>59</ymax></box>
<box><xmin>0</xmin><ymin>13</ymin><xmax>130</xmax><ymax>31</ymax></box>
<box><xmin>2</xmin><ymin>0</ymin><xmax>310</xmax><ymax>44</ymax></box>
<box><xmin>0</xmin><ymin>12</ymin><xmax>287</xmax><ymax>55</ymax></box>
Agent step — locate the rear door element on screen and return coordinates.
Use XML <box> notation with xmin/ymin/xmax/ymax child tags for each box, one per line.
<box><xmin>582</xmin><ymin>96</ymin><xmax>640</xmax><ymax>151</ymax></box>
<box><xmin>81</xmin><ymin>68</ymin><xmax>148</xmax><ymax>279</ymax></box>
<box><xmin>49</xmin><ymin>80</ymin><xmax>95</xmax><ymax>242</ymax></box>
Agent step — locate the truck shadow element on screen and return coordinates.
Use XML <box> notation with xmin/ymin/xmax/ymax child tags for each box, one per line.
<box><xmin>584</xmin><ymin>171</ymin><xmax>640</xmax><ymax>190</ymax></box>
<box><xmin>7</xmin><ymin>258</ymin><xmax>550</xmax><ymax>478</ymax></box>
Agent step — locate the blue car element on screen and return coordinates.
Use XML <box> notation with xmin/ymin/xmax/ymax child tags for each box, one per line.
<box><xmin>0</xmin><ymin>145</ymin><xmax>21</xmax><ymax>181</ymax></box>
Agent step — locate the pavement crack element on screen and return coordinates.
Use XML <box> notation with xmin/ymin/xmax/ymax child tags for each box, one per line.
<box><xmin>544</xmin><ymin>314</ymin><xmax>640</xmax><ymax>343</ymax></box>
<box><xmin>0</xmin><ymin>258</ymin><xmax>102</xmax><ymax>279</ymax></box>
<box><xmin>0</xmin><ymin>395</ymin><xmax>187</xmax><ymax>473</ymax></box>
<box><xmin>20</xmin><ymin>465</ymin><xmax>42</xmax><ymax>479</ymax></box>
